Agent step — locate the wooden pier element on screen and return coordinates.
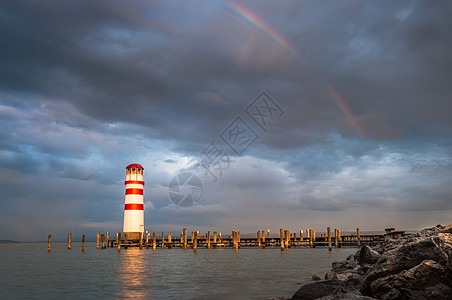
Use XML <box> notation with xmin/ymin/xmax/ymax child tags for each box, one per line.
<box><xmin>104</xmin><ymin>227</ymin><xmax>384</xmax><ymax>251</ymax></box>
<box><xmin>48</xmin><ymin>227</ymin><xmax>387</xmax><ymax>252</ymax></box>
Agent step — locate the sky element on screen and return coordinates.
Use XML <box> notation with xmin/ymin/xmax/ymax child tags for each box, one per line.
<box><xmin>0</xmin><ymin>0</ymin><xmax>451</xmax><ymax>241</ymax></box>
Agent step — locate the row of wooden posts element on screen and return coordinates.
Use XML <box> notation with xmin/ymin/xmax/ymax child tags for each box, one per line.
<box><xmin>48</xmin><ymin>227</ymin><xmax>382</xmax><ymax>252</ymax></box>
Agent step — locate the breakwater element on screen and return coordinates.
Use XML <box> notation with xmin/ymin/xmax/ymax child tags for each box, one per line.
<box><xmin>291</xmin><ymin>224</ymin><xmax>452</xmax><ymax>299</ymax></box>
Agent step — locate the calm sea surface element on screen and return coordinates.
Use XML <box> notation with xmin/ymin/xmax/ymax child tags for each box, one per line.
<box><xmin>1</xmin><ymin>242</ymin><xmax>356</xmax><ymax>299</ymax></box>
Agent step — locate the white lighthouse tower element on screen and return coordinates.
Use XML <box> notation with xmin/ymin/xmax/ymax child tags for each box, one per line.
<box><xmin>123</xmin><ymin>163</ymin><xmax>145</xmax><ymax>240</ymax></box>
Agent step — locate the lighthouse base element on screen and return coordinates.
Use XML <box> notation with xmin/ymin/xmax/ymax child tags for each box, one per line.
<box><xmin>123</xmin><ymin>232</ymin><xmax>143</xmax><ymax>241</ymax></box>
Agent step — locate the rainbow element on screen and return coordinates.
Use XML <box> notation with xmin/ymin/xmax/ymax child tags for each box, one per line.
<box><xmin>219</xmin><ymin>1</ymin><xmax>366</xmax><ymax>138</ymax></box>
<box><xmin>219</xmin><ymin>1</ymin><xmax>300</xmax><ymax>60</ymax></box>
<box><xmin>321</xmin><ymin>78</ymin><xmax>366</xmax><ymax>138</ymax></box>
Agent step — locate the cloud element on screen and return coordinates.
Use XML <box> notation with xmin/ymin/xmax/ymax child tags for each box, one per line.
<box><xmin>0</xmin><ymin>0</ymin><xmax>451</xmax><ymax>240</ymax></box>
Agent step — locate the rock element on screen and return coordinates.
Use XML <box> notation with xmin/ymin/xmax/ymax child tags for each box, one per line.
<box><xmin>291</xmin><ymin>280</ymin><xmax>344</xmax><ymax>300</ymax></box>
<box><xmin>360</xmin><ymin>236</ymin><xmax>449</xmax><ymax>296</ymax></box>
<box><xmin>332</xmin><ymin>260</ymin><xmax>357</xmax><ymax>273</ymax></box>
<box><xmin>318</xmin><ymin>292</ymin><xmax>376</xmax><ymax>299</ymax></box>
<box><xmin>438</xmin><ymin>232</ymin><xmax>452</xmax><ymax>249</ymax></box>
<box><xmin>358</xmin><ymin>245</ymin><xmax>381</xmax><ymax>265</ymax></box>
<box><xmin>356</xmin><ymin>265</ymin><xmax>371</xmax><ymax>276</ymax></box>
<box><xmin>312</xmin><ymin>274</ymin><xmax>321</xmax><ymax>281</ymax></box>
<box><xmin>325</xmin><ymin>272</ymin><xmax>336</xmax><ymax>280</ymax></box>
<box><xmin>334</xmin><ymin>273</ymin><xmax>349</xmax><ymax>281</ymax></box>
<box><xmin>370</xmin><ymin>260</ymin><xmax>452</xmax><ymax>299</ymax></box>
<box><xmin>447</xmin><ymin>249</ymin><xmax>452</xmax><ymax>271</ymax></box>
<box><xmin>423</xmin><ymin>284</ymin><xmax>452</xmax><ymax>299</ymax></box>
<box><xmin>439</xmin><ymin>224</ymin><xmax>452</xmax><ymax>234</ymax></box>
<box><xmin>419</xmin><ymin>224</ymin><xmax>452</xmax><ymax>236</ymax></box>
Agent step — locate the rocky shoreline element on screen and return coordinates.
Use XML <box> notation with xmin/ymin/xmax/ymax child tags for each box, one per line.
<box><xmin>289</xmin><ymin>224</ymin><xmax>452</xmax><ymax>300</ymax></box>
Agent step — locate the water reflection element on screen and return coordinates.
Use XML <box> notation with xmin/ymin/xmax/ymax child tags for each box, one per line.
<box><xmin>116</xmin><ymin>249</ymin><xmax>150</xmax><ymax>299</ymax></box>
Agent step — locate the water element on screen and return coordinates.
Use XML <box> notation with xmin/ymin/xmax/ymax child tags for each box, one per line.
<box><xmin>1</xmin><ymin>242</ymin><xmax>356</xmax><ymax>299</ymax></box>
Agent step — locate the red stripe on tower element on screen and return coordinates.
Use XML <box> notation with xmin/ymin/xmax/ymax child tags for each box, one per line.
<box><xmin>125</xmin><ymin>188</ymin><xmax>143</xmax><ymax>195</ymax></box>
<box><xmin>125</xmin><ymin>180</ymin><xmax>145</xmax><ymax>185</ymax></box>
<box><xmin>125</xmin><ymin>203</ymin><xmax>144</xmax><ymax>210</ymax></box>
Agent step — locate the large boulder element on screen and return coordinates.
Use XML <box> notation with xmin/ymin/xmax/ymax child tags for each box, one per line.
<box><xmin>358</xmin><ymin>245</ymin><xmax>381</xmax><ymax>265</ymax></box>
<box><xmin>291</xmin><ymin>280</ymin><xmax>344</xmax><ymax>300</ymax></box>
<box><xmin>360</xmin><ymin>236</ymin><xmax>449</xmax><ymax>296</ymax></box>
<box><xmin>318</xmin><ymin>292</ymin><xmax>376</xmax><ymax>300</ymax></box>
<box><xmin>370</xmin><ymin>260</ymin><xmax>452</xmax><ymax>299</ymax></box>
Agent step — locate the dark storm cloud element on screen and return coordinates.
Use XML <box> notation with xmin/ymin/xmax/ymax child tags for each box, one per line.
<box><xmin>0</xmin><ymin>0</ymin><xmax>451</xmax><ymax>240</ymax></box>
<box><xmin>2</xmin><ymin>0</ymin><xmax>451</xmax><ymax>143</ymax></box>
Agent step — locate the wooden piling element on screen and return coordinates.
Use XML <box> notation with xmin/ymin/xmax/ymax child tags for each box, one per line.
<box><xmin>153</xmin><ymin>232</ymin><xmax>156</xmax><ymax>253</ymax></box>
<box><xmin>231</xmin><ymin>231</ymin><xmax>235</xmax><ymax>250</ymax></box>
<box><xmin>145</xmin><ymin>231</ymin><xmax>149</xmax><ymax>244</ymax></box>
<box><xmin>193</xmin><ymin>231</ymin><xmax>198</xmax><ymax>251</ymax></box>
<box><xmin>82</xmin><ymin>234</ymin><xmax>86</xmax><ymax>252</ymax></box>
<box><xmin>161</xmin><ymin>232</ymin><xmax>165</xmax><ymax>249</ymax></box>
<box><xmin>285</xmin><ymin>230</ymin><xmax>290</xmax><ymax>248</ymax></box>
<box><xmin>357</xmin><ymin>228</ymin><xmax>361</xmax><ymax>247</ymax></box>
<box><xmin>257</xmin><ymin>231</ymin><xmax>261</xmax><ymax>248</ymax></box>
<box><xmin>207</xmin><ymin>231</ymin><xmax>211</xmax><ymax>249</ymax></box>
<box><xmin>231</xmin><ymin>231</ymin><xmax>235</xmax><ymax>251</ymax></box>
<box><xmin>280</xmin><ymin>228</ymin><xmax>284</xmax><ymax>251</ymax></box>
<box><xmin>139</xmin><ymin>232</ymin><xmax>143</xmax><ymax>250</ymax></box>
<box><xmin>300</xmin><ymin>230</ymin><xmax>303</xmax><ymax>244</ymax></box>
<box><xmin>213</xmin><ymin>231</ymin><xmax>217</xmax><ymax>249</ymax></box>
<box><xmin>237</xmin><ymin>231</ymin><xmax>241</xmax><ymax>249</ymax></box>
<box><xmin>48</xmin><ymin>234</ymin><xmax>51</xmax><ymax>252</ymax></box>
<box><xmin>67</xmin><ymin>233</ymin><xmax>72</xmax><ymax>250</ymax></box>
<box><xmin>327</xmin><ymin>227</ymin><xmax>332</xmax><ymax>251</ymax></box>
<box><xmin>96</xmin><ymin>233</ymin><xmax>100</xmax><ymax>250</ymax></box>
<box><xmin>334</xmin><ymin>229</ymin><xmax>338</xmax><ymax>248</ymax></box>
<box><xmin>167</xmin><ymin>232</ymin><xmax>172</xmax><ymax>248</ymax></box>
<box><xmin>183</xmin><ymin>228</ymin><xmax>188</xmax><ymax>250</ymax></box>
<box><xmin>101</xmin><ymin>233</ymin><xmax>106</xmax><ymax>249</ymax></box>
<box><xmin>106</xmin><ymin>232</ymin><xmax>110</xmax><ymax>247</ymax></box>
<box><xmin>312</xmin><ymin>230</ymin><xmax>316</xmax><ymax>248</ymax></box>
<box><xmin>309</xmin><ymin>229</ymin><xmax>313</xmax><ymax>247</ymax></box>
<box><xmin>267</xmin><ymin>229</ymin><xmax>270</xmax><ymax>239</ymax></box>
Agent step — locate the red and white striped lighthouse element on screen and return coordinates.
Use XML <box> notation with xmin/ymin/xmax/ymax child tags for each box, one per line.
<box><xmin>123</xmin><ymin>163</ymin><xmax>144</xmax><ymax>238</ymax></box>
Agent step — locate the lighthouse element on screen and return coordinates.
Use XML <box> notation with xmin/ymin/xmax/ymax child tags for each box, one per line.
<box><xmin>123</xmin><ymin>163</ymin><xmax>145</xmax><ymax>240</ymax></box>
